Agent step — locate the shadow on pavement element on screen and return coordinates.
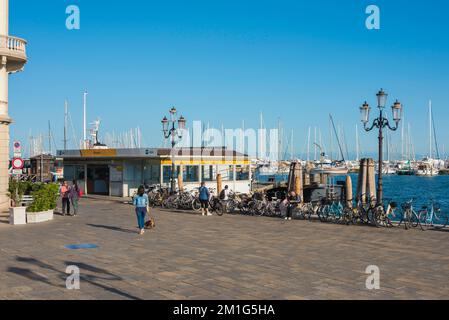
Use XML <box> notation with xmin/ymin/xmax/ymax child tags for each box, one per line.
<box><xmin>7</xmin><ymin>267</ymin><xmax>53</xmax><ymax>285</ymax></box>
<box><xmin>9</xmin><ymin>256</ymin><xmax>141</xmax><ymax>300</ymax></box>
<box><xmin>86</xmin><ymin>223</ymin><xmax>137</xmax><ymax>234</ymax></box>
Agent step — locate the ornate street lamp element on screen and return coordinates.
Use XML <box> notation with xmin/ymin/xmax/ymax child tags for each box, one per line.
<box><xmin>162</xmin><ymin>107</ymin><xmax>186</xmax><ymax>193</ymax></box>
<box><xmin>360</xmin><ymin>89</ymin><xmax>402</xmax><ymax>205</ymax></box>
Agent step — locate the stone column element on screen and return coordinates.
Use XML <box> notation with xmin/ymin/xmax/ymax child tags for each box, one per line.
<box><xmin>0</xmin><ymin>0</ymin><xmax>26</xmax><ymax>211</ymax></box>
<box><xmin>0</xmin><ymin>0</ymin><xmax>8</xmax><ymax>36</ymax></box>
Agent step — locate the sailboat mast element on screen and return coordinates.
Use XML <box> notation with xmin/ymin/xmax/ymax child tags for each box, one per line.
<box><xmin>64</xmin><ymin>100</ymin><xmax>68</xmax><ymax>151</ymax></box>
<box><xmin>429</xmin><ymin>100</ymin><xmax>432</xmax><ymax>158</ymax></box>
<box><xmin>83</xmin><ymin>90</ymin><xmax>88</xmax><ymax>149</ymax></box>
<box><xmin>290</xmin><ymin>129</ymin><xmax>294</xmax><ymax>160</ymax></box>
<box><xmin>329</xmin><ymin>114</ymin><xmax>345</xmax><ymax>162</ymax></box>
<box><xmin>48</xmin><ymin>121</ymin><xmax>52</xmax><ymax>155</ymax></box>
<box><xmin>401</xmin><ymin>112</ymin><xmax>405</xmax><ymax>160</ymax></box>
<box><xmin>408</xmin><ymin>123</ymin><xmax>411</xmax><ymax>161</ymax></box>
<box><xmin>329</xmin><ymin>118</ymin><xmax>333</xmax><ymax>161</ymax></box>
<box><xmin>431</xmin><ymin>101</ymin><xmax>440</xmax><ymax>159</ymax></box>
<box><xmin>387</xmin><ymin>130</ymin><xmax>390</xmax><ymax>162</ymax></box>
<box><xmin>307</xmin><ymin>126</ymin><xmax>311</xmax><ymax>162</ymax></box>
<box><xmin>356</xmin><ymin>124</ymin><xmax>360</xmax><ymax>161</ymax></box>
<box><xmin>259</xmin><ymin>113</ymin><xmax>262</xmax><ymax>154</ymax></box>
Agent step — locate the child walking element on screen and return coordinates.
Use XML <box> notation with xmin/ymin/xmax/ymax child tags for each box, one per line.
<box><xmin>133</xmin><ymin>186</ymin><xmax>149</xmax><ymax>235</ymax></box>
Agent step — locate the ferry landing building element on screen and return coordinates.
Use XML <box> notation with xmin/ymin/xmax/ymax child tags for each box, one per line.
<box><xmin>57</xmin><ymin>147</ymin><xmax>251</xmax><ymax>197</ymax></box>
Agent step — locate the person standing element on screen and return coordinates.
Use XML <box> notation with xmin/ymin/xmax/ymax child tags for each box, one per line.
<box><xmin>133</xmin><ymin>186</ymin><xmax>149</xmax><ymax>235</ymax></box>
<box><xmin>199</xmin><ymin>182</ymin><xmax>211</xmax><ymax>216</ymax></box>
<box><xmin>60</xmin><ymin>181</ymin><xmax>70</xmax><ymax>216</ymax></box>
<box><xmin>219</xmin><ymin>185</ymin><xmax>232</xmax><ymax>214</ymax></box>
<box><xmin>285</xmin><ymin>191</ymin><xmax>301</xmax><ymax>221</ymax></box>
<box><xmin>69</xmin><ymin>180</ymin><xmax>80</xmax><ymax>216</ymax></box>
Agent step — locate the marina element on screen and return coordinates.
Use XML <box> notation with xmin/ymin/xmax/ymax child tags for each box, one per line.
<box><xmin>2</xmin><ymin>0</ymin><xmax>449</xmax><ymax>306</ymax></box>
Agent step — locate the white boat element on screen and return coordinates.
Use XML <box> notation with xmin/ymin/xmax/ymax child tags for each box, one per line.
<box><xmin>376</xmin><ymin>161</ymin><xmax>397</xmax><ymax>175</ymax></box>
<box><xmin>416</xmin><ymin>101</ymin><xmax>442</xmax><ymax>176</ymax></box>
<box><xmin>416</xmin><ymin>157</ymin><xmax>440</xmax><ymax>176</ymax></box>
<box><xmin>310</xmin><ymin>166</ymin><xmax>349</xmax><ymax>176</ymax></box>
<box><xmin>416</xmin><ymin>163</ymin><xmax>439</xmax><ymax>176</ymax></box>
<box><xmin>311</xmin><ymin>158</ymin><xmax>349</xmax><ymax>176</ymax></box>
<box><xmin>256</xmin><ymin>162</ymin><xmax>289</xmax><ymax>176</ymax></box>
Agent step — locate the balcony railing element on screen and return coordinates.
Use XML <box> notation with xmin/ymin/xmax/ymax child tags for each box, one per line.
<box><xmin>0</xmin><ymin>35</ymin><xmax>27</xmax><ymax>57</ymax></box>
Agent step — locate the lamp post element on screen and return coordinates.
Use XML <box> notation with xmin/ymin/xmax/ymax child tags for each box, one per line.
<box><xmin>360</xmin><ymin>89</ymin><xmax>402</xmax><ymax>205</ymax></box>
<box><xmin>162</xmin><ymin>107</ymin><xmax>186</xmax><ymax>193</ymax></box>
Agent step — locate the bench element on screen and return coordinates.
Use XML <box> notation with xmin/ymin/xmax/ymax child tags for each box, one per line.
<box><xmin>20</xmin><ymin>195</ymin><xmax>34</xmax><ymax>207</ymax></box>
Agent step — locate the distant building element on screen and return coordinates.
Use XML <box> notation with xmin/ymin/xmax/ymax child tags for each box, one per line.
<box><xmin>57</xmin><ymin>147</ymin><xmax>251</xmax><ymax>197</ymax></box>
<box><xmin>30</xmin><ymin>154</ymin><xmax>55</xmax><ymax>182</ymax></box>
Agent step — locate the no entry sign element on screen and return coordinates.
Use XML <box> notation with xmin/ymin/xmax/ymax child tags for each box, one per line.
<box><xmin>12</xmin><ymin>158</ymin><xmax>24</xmax><ymax>170</ymax></box>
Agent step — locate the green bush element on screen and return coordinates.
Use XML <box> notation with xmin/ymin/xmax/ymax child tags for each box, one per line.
<box><xmin>27</xmin><ymin>183</ymin><xmax>60</xmax><ymax>213</ymax></box>
<box><xmin>8</xmin><ymin>179</ymin><xmax>33</xmax><ymax>207</ymax></box>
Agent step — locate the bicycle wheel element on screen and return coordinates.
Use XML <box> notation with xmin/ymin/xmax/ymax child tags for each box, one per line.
<box><xmin>342</xmin><ymin>207</ymin><xmax>353</xmax><ymax>225</ymax></box>
<box><xmin>306</xmin><ymin>205</ymin><xmax>315</xmax><ymax>221</ymax></box>
<box><xmin>410</xmin><ymin>211</ymin><xmax>421</xmax><ymax>229</ymax></box>
<box><xmin>239</xmin><ymin>203</ymin><xmax>250</xmax><ymax>215</ymax></box>
<box><xmin>293</xmin><ymin>207</ymin><xmax>305</xmax><ymax>220</ymax></box>
<box><xmin>192</xmin><ymin>199</ymin><xmax>202</xmax><ymax>212</ymax></box>
<box><xmin>215</xmin><ymin>203</ymin><xmax>224</xmax><ymax>216</ymax></box>
<box><xmin>367</xmin><ymin>207</ymin><xmax>380</xmax><ymax>227</ymax></box>
<box><xmin>318</xmin><ymin>205</ymin><xmax>329</xmax><ymax>223</ymax></box>
<box><xmin>432</xmin><ymin>211</ymin><xmax>448</xmax><ymax>229</ymax></box>
<box><xmin>374</xmin><ymin>206</ymin><xmax>388</xmax><ymax>227</ymax></box>
<box><xmin>227</xmin><ymin>200</ymin><xmax>237</xmax><ymax>213</ymax></box>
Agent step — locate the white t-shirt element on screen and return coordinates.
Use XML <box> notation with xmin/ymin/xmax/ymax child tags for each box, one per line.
<box><xmin>223</xmin><ymin>189</ymin><xmax>231</xmax><ymax>201</ymax></box>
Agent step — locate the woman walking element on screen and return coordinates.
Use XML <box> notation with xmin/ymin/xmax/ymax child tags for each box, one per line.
<box><xmin>69</xmin><ymin>180</ymin><xmax>80</xmax><ymax>216</ymax></box>
<box><xmin>60</xmin><ymin>181</ymin><xmax>70</xmax><ymax>216</ymax></box>
<box><xmin>133</xmin><ymin>186</ymin><xmax>149</xmax><ymax>235</ymax></box>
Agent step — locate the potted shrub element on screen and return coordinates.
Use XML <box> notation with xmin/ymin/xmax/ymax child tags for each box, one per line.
<box><xmin>8</xmin><ymin>179</ymin><xmax>28</xmax><ymax>225</ymax></box>
<box><xmin>26</xmin><ymin>183</ymin><xmax>59</xmax><ymax>224</ymax></box>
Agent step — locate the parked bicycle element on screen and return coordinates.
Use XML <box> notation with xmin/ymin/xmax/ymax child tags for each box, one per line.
<box><xmin>398</xmin><ymin>199</ymin><xmax>422</xmax><ymax>230</ymax></box>
<box><xmin>418</xmin><ymin>200</ymin><xmax>448</xmax><ymax>230</ymax></box>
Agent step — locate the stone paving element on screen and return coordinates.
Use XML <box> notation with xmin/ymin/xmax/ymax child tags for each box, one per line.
<box><xmin>1</xmin><ymin>197</ymin><xmax>449</xmax><ymax>300</ymax></box>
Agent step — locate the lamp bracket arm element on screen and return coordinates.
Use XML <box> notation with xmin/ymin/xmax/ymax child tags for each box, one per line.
<box><xmin>385</xmin><ymin>119</ymin><xmax>399</xmax><ymax>131</ymax></box>
<box><xmin>364</xmin><ymin>119</ymin><xmax>378</xmax><ymax>132</ymax></box>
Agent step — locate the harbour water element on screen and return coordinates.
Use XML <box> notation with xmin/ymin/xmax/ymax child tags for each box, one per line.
<box><xmin>256</xmin><ymin>173</ymin><xmax>449</xmax><ymax>212</ymax></box>
<box><xmin>370</xmin><ymin>175</ymin><xmax>449</xmax><ymax>211</ymax></box>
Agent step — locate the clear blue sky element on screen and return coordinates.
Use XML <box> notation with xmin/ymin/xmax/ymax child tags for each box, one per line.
<box><xmin>8</xmin><ymin>0</ymin><xmax>449</xmax><ymax>159</ymax></box>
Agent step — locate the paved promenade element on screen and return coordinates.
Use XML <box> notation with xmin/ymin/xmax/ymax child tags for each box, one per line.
<box><xmin>1</xmin><ymin>198</ymin><xmax>449</xmax><ymax>300</ymax></box>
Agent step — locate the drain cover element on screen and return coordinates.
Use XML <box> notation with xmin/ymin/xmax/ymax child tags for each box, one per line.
<box><xmin>64</xmin><ymin>244</ymin><xmax>99</xmax><ymax>250</ymax></box>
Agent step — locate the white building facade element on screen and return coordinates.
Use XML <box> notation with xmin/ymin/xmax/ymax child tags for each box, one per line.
<box><xmin>0</xmin><ymin>0</ymin><xmax>27</xmax><ymax>211</ymax></box>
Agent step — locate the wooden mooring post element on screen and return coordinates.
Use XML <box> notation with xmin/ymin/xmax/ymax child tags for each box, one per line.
<box><xmin>356</xmin><ymin>158</ymin><xmax>377</xmax><ymax>205</ymax></box>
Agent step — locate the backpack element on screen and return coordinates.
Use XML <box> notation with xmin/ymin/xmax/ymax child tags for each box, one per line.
<box><xmin>219</xmin><ymin>189</ymin><xmax>226</xmax><ymax>200</ymax></box>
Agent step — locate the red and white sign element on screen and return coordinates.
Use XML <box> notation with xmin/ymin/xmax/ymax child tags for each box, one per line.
<box><xmin>12</xmin><ymin>158</ymin><xmax>24</xmax><ymax>170</ymax></box>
